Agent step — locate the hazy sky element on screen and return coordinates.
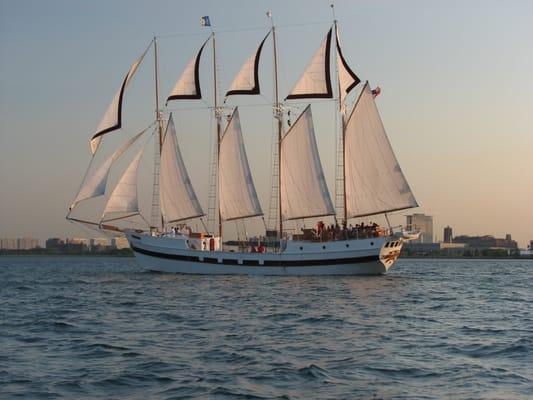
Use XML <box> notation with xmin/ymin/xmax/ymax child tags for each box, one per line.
<box><xmin>1</xmin><ymin>0</ymin><xmax>532</xmax><ymax>247</ymax></box>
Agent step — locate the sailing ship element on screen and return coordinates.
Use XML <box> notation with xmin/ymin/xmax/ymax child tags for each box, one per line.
<box><xmin>67</xmin><ymin>12</ymin><xmax>419</xmax><ymax>275</ymax></box>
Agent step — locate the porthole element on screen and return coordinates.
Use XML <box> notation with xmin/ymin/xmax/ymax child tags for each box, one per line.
<box><xmin>322</xmin><ymin>245</ymin><xmax>326</xmax><ymax>249</ymax></box>
<box><xmin>299</xmin><ymin>246</ymin><xmax>303</xmax><ymax>250</ymax></box>
<box><xmin>346</xmin><ymin>244</ymin><xmax>349</xmax><ymax>248</ymax></box>
<box><xmin>370</xmin><ymin>242</ymin><xmax>374</xmax><ymax>246</ymax></box>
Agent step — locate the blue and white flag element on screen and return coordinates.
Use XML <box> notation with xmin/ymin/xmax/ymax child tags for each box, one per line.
<box><xmin>200</xmin><ymin>16</ymin><xmax>211</xmax><ymax>27</ymax></box>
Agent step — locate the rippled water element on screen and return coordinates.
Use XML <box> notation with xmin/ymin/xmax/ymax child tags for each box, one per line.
<box><xmin>0</xmin><ymin>256</ymin><xmax>531</xmax><ymax>399</ymax></box>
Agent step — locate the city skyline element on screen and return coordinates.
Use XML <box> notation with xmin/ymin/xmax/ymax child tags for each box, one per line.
<box><xmin>1</xmin><ymin>0</ymin><xmax>532</xmax><ymax>247</ymax></box>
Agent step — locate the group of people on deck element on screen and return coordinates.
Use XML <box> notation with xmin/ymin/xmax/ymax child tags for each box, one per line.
<box><xmin>315</xmin><ymin>220</ymin><xmax>384</xmax><ymax>241</ymax></box>
<box><xmin>250</xmin><ymin>244</ymin><xmax>266</xmax><ymax>253</ymax></box>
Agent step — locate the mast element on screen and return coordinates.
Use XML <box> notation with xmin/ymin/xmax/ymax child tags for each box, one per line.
<box><xmin>334</xmin><ymin>20</ymin><xmax>348</xmax><ymax>227</ymax></box>
<box><xmin>212</xmin><ymin>31</ymin><xmax>222</xmax><ymax>239</ymax></box>
<box><xmin>269</xmin><ymin>12</ymin><xmax>283</xmax><ymax>239</ymax></box>
<box><xmin>153</xmin><ymin>36</ymin><xmax>165</xmax><ymax>230</ymax></box>
<box><xmin>329</xmin><ymin>5</ymin><xmax>347</xmax><ymax>227</ymax></box>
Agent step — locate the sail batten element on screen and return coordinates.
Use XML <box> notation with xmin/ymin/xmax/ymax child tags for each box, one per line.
<box><xmin>159</xmin><ymin>115</ymin><xmax>204</xmax><ymax>222</ymax></box>
<box><xmin>90</xmin><ymin>44</ymin><xmax>151</xmax><ymax>154</ymax></box>
<box><xmin>225</xmin><ymin>30</ymin><xmax>270</xmax><ymax>99</ymax></box>
<box><xmin>286</xmin><ymin>28</ymin><xmax>333</xmax><ymax>100</ymax></box>
<box><xmin>166</xmin><ymin>37</ymin><xmax>210</xmax><ymax>103</ymax></box>
<box><xmin>280</xmin><ymin>105</ymin><xmax>335</xmax><ymax>221</ymax></box>
<box><xmin>344</xmin><ymin>82</ymin><xmax>418</xmax><ymax>219</ymax></box>
<box><xmin>218</xmin><ymin>108</ymin><xmax>263</xmax><ymax>221</ymax></box>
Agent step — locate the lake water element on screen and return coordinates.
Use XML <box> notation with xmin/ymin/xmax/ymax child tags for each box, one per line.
<box><xmin>1</xmin><ymin>257</ymin><xmax>531</xmax><ymax>399</ymax></box>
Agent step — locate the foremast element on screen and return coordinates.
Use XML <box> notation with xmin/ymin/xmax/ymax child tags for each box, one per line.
<box><xmin>268</xmin><ymin>12</ymin><xmax>283</xmax><ymax>240</ymax></box>
<box><xmin>211</xmin><ymin>30</ymin><xmax>223</xmax><ymax>240</ymax></box>
<box><xmin>152</xmin><ymin>36</ymin><xmax>165</xmax><ymax>231</ymax></box>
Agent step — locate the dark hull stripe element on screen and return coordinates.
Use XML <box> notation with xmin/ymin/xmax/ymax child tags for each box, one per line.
<box><xmin>131</xmin><ymin>245</ymin><xmax>380</xmax><ymax>267</ymax></box>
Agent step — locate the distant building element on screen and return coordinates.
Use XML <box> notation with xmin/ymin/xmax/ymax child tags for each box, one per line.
<box><xmin>404</xmin><ymin>241</ymin><xmax>466</xmax><ymax>256</ymax></box>
<box><xmin>1</xmin><ymin>238</ymin><xmax>18</xmax><ymax>250</ymax></box>
<box><xmin>453</xmin><ymin>235</ymin><xmax>517</xmax><ymax>250</ymax></box>
<box><xmin>111</xmin><ymin>237</ymin><xmax>130</xmax><ymax>249</ymax></box>
<box><xmin>17</xmin><ymin>238</ymin><xmax>40</xmax><ymax>250</ymax></box>
<box><xmin>90</xmin><ymin>237</ymin><xmax>110</xmax><ymax>252</ymax></box>
<box><xmin>66</xmin><ymin>238</ymin><xmax>89</xmax><ymax>251</ymax></box>
<box><xmin>406</xmin><ymin>214</ymin><xmax>433</xmax><ymax>243</ymax></box>
<box><xmin>443</xmin><ymin>226</ymin><xmax>453</xmax><ymax>243</ymax></box>
<box><xmin>520</xmin><ymin>240</ymin><xmax>533</xmax><ymax>256</ymax></box>
<box><xmin>46</xmin><ymin>238</ymin><xmax>64</xmax><ymax>251</ymax></box>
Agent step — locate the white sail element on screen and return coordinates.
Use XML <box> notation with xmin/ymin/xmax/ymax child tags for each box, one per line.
<box><xmin>219</xmin><ymin>108</ymin><xmax>263</xmax><ymax>221</ymax></box>
<box><xmin>90</xmin><ymin>45</ymin><xmax>150</xmax><ymax>154</ymax></box>
<box><xmin>286</xmin><ymin>28</ymin><xmax>332</xmax><ymax>100</ymax></box>
<box><xmin>160</xmin><ymin>115</ymin><xmax>204</xmax><ymax>223</ymax></box>
<box><xmin>166</xmin><ymin>37</ymin><xmax>209</xmax><ymax>103</ymax></box>
<box><xmin>225</xmin><ymin>30</ymin><xmax>270</xmax><ymax>99</ymax></box>
<box><xmin>280</xmin><ymin>105</ymin><xmax>335</xmax><ymax>220</ymax></box>
<box><xmin>335</xmin><ymin>25</ymin><xmax>360</xmax><ymax>105</ymax></box>
<box><xmin>344</xmin><ymin>83</ymin><xmax>418</xmax><ymax>218</ymax></box>
<box><xmin>70</xmin><ymin>128</ymin><xmax>147</xmax><ymax>210</ymax></box>
<box><xmin>102</xmin><ymin>148</ymin><xmax>144</xmax><ymax>216</ymax></box>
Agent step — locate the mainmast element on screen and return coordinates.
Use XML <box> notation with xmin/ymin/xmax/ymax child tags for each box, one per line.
<box><xmin>329</xmin><ymin>4</ymin><xmax>347</xmax><ymax>227</ymax></box>
<box><xmin>153</xmin><ymin>36</ymin><xmax>165</xmax><ymax>230</ymax></box>
<box><xmin>268</xmin><ymin>11</ymin><xmax>283</xmax><ymax>239</ymax></box>
<box><xmin>334</xmin><ymin>20</ymin><xmax>348</xmax><ymax>227</ymax></box>
<box><xmin>211</xmin><ymin>31</ymin><xmax>223</xmax><ymax>239</ymax></box>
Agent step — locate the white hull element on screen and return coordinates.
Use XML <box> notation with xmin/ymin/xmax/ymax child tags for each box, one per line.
<box><xmin>126</xmin><ymin>232</ymin><xmax>403</xmax><ymax>276</ymax></box>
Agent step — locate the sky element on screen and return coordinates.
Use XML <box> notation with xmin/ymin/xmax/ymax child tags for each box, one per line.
<box><xmin>1</xmin><ymin>0</ymin><xmax>532</xmax><ymax>247</ymax></box>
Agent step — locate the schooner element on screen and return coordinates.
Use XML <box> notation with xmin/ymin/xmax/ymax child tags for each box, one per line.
<box><xmin>67</xmin><ymin>12</ymin><xmax>419</xmax><ymax>275</ymax></box>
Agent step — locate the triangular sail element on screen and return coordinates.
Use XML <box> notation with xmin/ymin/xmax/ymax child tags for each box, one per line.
<box><xmin>102</xmin><ymin>148</ymin><xmax>144</xmax><ymax>216</ymax></box>
<box><xmin>90</xmin><ymin>44</ymin><xmax>150</xmax><ymax>154</ymax></box>
<box><xmin>70</xmin><ymin>128</ymin><xmax>148</xmax><ymax>210</ymax></box>
<box><xmin>286</xmin><ymin>28</ymin><xmax>333</xmax><ymax>100</ymax></box>
<box><xmin>344</xmin><ymin>82</ymin><xmax>418</xmax><ymax>218</ymax></box>
<box><xmin>166</xmin><ymin>37</ymin><xmax>210</xmax><ymax>103</ymax></box>
<box><xmin>160</xmin><ymin>115</ymin><xmax>204</xmax><ymax>223</ymax></box>
<box><xmin>225</xmin><ymin>30</ymin><xmax>270</xmax><ymax>99</ymax></box>
<box><xmin>219</xmin><ymin>108</ymin><xmax>263</xmax><ymax>221</ymax></box>
<box><xmin>280</xmin><ymin>105</ymin><xmax>335</xmax><ymax>220</ymax></box>
<box><xmin>335</xmin><ymin>24</ymin><xmax>360</xmax><ymax>105</ymax></box>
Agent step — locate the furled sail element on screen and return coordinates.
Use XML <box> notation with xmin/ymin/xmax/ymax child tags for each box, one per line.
<box><xmin>159</xmin><ymin>115</ymin><xmax>204</xmax><ymax>222</ymax></box>
<box><xmin>286</xmin><ymin>28</ymin><xmax>333</xmax><ymax>100</ymax></box>
<box><xmin>225</xmin><ymin>30</ymin><xmax>270</xmax><ymax>99</ymax></box>
<box><xmin>90</xmin><ymin>45</ymin><xmax>150</xmax><ymax>154</ymax></box>
<box><xmin>70</xmin><ymin>128</ymin><xmax>148</xmax><ymax>210</ymax></box>
<box><xmin>102</xmin><ymin>148</ymin><xmax>144</xmax><ymax>217</ymax></box>
<box><xmin>166</xmin><ymin>37</ymin><xmax>210</xmax><ymax>103</ymax></box>
<box><xmin>218</xmin><ymin>108</ymin><xmax>263</xmax><ymax>221</ymax></box>
<box><xmin>335</xmin><ymin>24</ymin><xmax>360</xmax><ymax>105</ymax></box>
<box><xmin>344</xmin><ymin>82</ymin><xmax>418</xmax><ymax>218</ymax></box>
<box><xmin>280</xmin><ymin>105</ymin><xmax>335</xmax><ymax>220</ymax></box>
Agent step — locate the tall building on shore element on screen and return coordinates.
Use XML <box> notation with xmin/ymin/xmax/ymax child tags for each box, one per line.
<box><xmin>406</xmin><ymin>214</ymin><xmax>433</xmax><ymax>243</ymax></box>
<box><xmin>111</xmin><ymin>237</ymin><xmax>130</xmax><ymax>249</ymax></box>
<box><xmin>17</xmin><ymin>238</ymin><xmax>40</xmax><ymax>249</ymax></box>
<box><xmin>443</xmin><ymin>226</ymin><xmax>453</xmax><ymax>243</ymax></box>
<box><xmin>1</xmin><ymin>238</ymin><xmax>18</xmax><ymax>250</ymax></box>
<box><xmin>1</xmin><ymin>238</ymin><xmax>40</xmax><ymax>250</ymax></box>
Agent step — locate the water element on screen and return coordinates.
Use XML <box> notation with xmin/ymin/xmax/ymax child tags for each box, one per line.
<box><xmin>0</xmin><ymin>257</ymin><xmax>531</xmax><ymax>399</ymax></box>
